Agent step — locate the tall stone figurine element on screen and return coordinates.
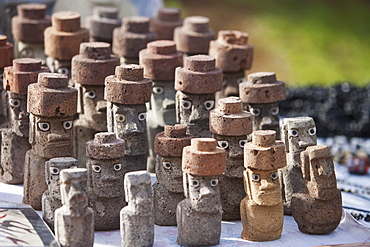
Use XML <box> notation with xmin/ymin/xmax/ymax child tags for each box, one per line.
<box><xmin>72</xmin><ymin>42</ymin><xmax>119</xmax><ymax>165</ymax></box>
<box><xmin>291</xmin><ymin>145</ymin><xmax>342</xmax><ymax>234</ymax></box>
<box><xmin>209</xmin><ymin>97</ymin><xmax>253</xmax><ymax>220</ymax></box>
<box><xmin>44</xmin><ymin>11</ymin><xmax>89</xmax><ymax>78</ymax></box>
<box><xmin>120</xmin><ymin>171</ymin><xmax>154</xmax><ymax>247</ymax></box>
<box><xmin>209</xmin><ymin>30</ymin><xmax>254</xmax><ymax>101</ymax></box>
<box><xmin>86</xmin><ymin>132</ymin><xmax>126</xmax><ymax>231</ymax></box>
<box><xmin>105</xmin><ymin>64</ymin><xmax>152</xmax><ymax>172</ymax></box>
<box><xmin>112</xmin><ymin>16</ymin><xmax>157</xmax><ymax>64</ymax></box>
<box><xmin>23</xmin><ymin>73</ymin><xmax>77</xmax><ymax>210</ymax></box>
<box><xmin>150</xmin><ymin>7</ymin><xmax>183</xmax><ymax>40</ymax></box>
<box><xmin>280</xmin><ymin>116</ymin><xmax>317</xmax><ymax>215</ymax></box>
<box><xmin>12</xmin><ymin>3</ymin><xmax>51</xmax><ymax>64</ymax></box>
<box><xmin>0</xmin><ymin>35</ymin><xmax>13</xmax><ymax>126</ymax></box>
<box><xmin>177</xmin><ymin>138</ymin><xmax>226</xmax><ymax>246</ymax></box>
<box><xmin>1</xmin><ymin>58</ymin><xmax>48</xmax><ymax>184</ymax></box>
<box><xmin>241</xmin><ymin>130</ymin><xmax>286</xmax><ymax>241</ymax></box>
<box><xmin>42</xmin><ymin>157</ymin><xmax>78</xmax><ymax>230</ymax></box>
<box><xmin>54</xmin><ymin>168</ymin><xmax>94</xmax><ymax>247</ymax></box>
<box><xmin>153</xmin><ymin>124</ymin><xmax>192</xmax><ymax>226</ymax></box>
<box><xmin>139</xmin><ymin>40</ymin><xmax>183</xmax><ymax>172</ymax></box>
<box><xmin>175</xmin><ymin>55</ymin><xmax>222</xmax><ymax>138</ymax></box>
<box><xmin>239</xmin><ymin>72</ymin><xmax>286</xmax><ymax>139</ymax></box>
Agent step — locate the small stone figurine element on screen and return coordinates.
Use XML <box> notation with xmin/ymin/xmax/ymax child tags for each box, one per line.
<box><xmin>42</xmin><ymin>157</ymin><xmax>78</xmax><ymax>230</ymax></box>
<box><xmin>177</xmin><ymin>138</ymin><xmax>226</xmax><ymax>246</ymax></box>
<box><xmin>150</xmin><ymin>7</ymin><xmax>183</xmax><ymax>41</ymax></box>
<box><xmin>209</xmin><ymin>30</ymin><xmax>254</xmax><ymax>102</ymax></box>
<box><xmin>241</xmin><ymin>130</ymin><xmax>286</xmax><ymax>241</ymax></box>
<box><xmin>112</xmin><ymin>16</ymin><xmax>157</xmax><ymax>64</ymax></box>
<box><xmin>239</xmin><ymin>72</ymin><xmax>286</xmax><ymax>139</ymax></box>
<box><xmin>105</xmin><ymin>64</ymin><xmax>152</xmax><ymax>172</ymax></box>
<box><xmin>86</xmin><ymin>132</ymin><xmax>126</xmax><ymax>231</ymax></box>
<box><xmin>139</xmin><ymin>40</ymin><xmax>183</xmax><ymax>172</ymax></box>
<box><xmin>23</xmin><ymin>73</ymin><xmax>77</xmax><ymax>210</ymax></box>
<box><xmin>175</xmin><ymin>55</ymin><xmax>222</xmax><ymax>138</ymax></box>
<box><xmin>153</xmin><ymin>124</ymin><xmax>192</xmax><ymax>226</ymax></box>
<box><xmin>280</xmin><ymin>116</ymin><xmax>317</xmax><ymax>215</ymax></box>
<box><xmin>291</xmin><ymin>145</ymin><xmax>342</xmax><ymax>234</ymax></box>
<box><xmin>1</xmin><ymin>58</ymin><xmax>48</xmax><ymax>184</ymax></box>
<box><xmin>209</xmin><ymin>97</ymin><xmax>253</xmax><ymax>220</ymax></box>
<box><xmin>72</xmin><ymin>42</ymin><xmax>119</xmax><ymax>166</ymax></box>
<box><xmin>120</xmin><ymin>171</ymin><xmax>154</xmax><ymax>247</ymax></box>
<box><xmin>11</xmin><ymin>3</ymin><xmax>51</xmax><ymax>64</ymax></box>
<box><xmin>54</xmin><ymin>168</ymin><xmax>94</xmax><ymax>247</ymax></box>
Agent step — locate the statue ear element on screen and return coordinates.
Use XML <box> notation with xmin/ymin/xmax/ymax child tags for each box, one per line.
<box><xmin>281</xmin><ymin>122</ymin><xmax>290</xmax><ymax>153</ymax></box>
<box><xmin>183</xmin><ymin>172</ymin><xmax>188</xmax><ymax>198</ymax></box>
<box><xmin>243</xmin><ymin>170</ymin><xmax>252</xmax><ymax>200</ymax></box>
<box><xmin>29</xmin><ymin>114</ymin><xmax>36</xmax><ymax>145</ymax></box>
<box><xmin>76</xmin><ymin>84</ymin><xmax>83</xmax><ymax>114</ymax></box>
<box><xmin>124</xmin><ymin>174</ymin><xmax>130</xmax><ymax>203</ymax></box>
<box><xmin>45</xmin><ymin>160</ymin><xmax>51</xmax><ymax>185</ymax></box>
<box><xmin>300</xmin><ymin>150</ymin><xmax>310</xmax><ymax>181</ymax></box>
<box><xmin>175</xmin><ymin>91</ymin><xmax>181</xmax><ymax>124</ymax></box>
<box><xmin>106</xmin><ymin>102</ymin><xmax>114</xmax><ymax>132</ymax></box>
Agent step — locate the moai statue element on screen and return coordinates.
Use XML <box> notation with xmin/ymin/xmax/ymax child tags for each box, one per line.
<box><xmin>86</xmin><ymin>132</ymin><xmax>126</xmax><ymax>231</ymax></box>
<box><xmin>175</xmin><ymin>55</ymin><xmax>222</xmax><ymax>138</ymax></box>
<box><xmin>209</xmin><ymin>97</ymin><xmax>253</xmax><ymax>220</ymax></box>
<box><xmin>139</xmin><ymin>40</ymin><xmax>183</xmax><ymax>172</ymax></box>
<box><xmin>12</xmin><ymin>3</ymin><xmax>51</xmax><ymax>64</ymax></box>
<box><xmin>54</xmin><ymin>168</ymin><xmax>94</xmax><ymax>247</ymax></box>
<box><xmin>209</xmin><ymin>30</ymin><xmax>254</xmax><ymax>102</ymax></box>
<box><xmin>85</xmin><ymin>6</ymin><xmax>121</xmax><ymax>43</ymax></box>
<box><xmin>239</xmin><ymin>72</ymin><xmax>286</xmax><ymax>139</ymax></box>
<box><xmin>112</xmin><ymin>16</ymin><xmax>157</xmax><ymax>65</ymax></box>
<box><xmin>150</xmin><ymin>7</ymin><xmax>183</xmax><ymax>40</ymax></box>
<box><xmin>72</xmin><ymin>42</ymin><xmax>119</xmax><ymax>166</ymax></box>
<box><xmin>291</xmin><ymin>145</ymin><xmax>342</xmax><ymax>234</ymax></box>
<box><xmin>241</xmin><ymin>130</ymin><xmax>286</xmax><ymax>241</ymax></box>
<box><xmin>120</xmin><ymin>171</ymin><xmax>154</xmax><ymax>247</ymax></box>
<box><xmin>1</xmin><ymin>58</ymin><xmax>48</xmax><ymax>184</ymax></box>
<box><xmin>280</xmin><ymin>116</ymin><xmax>317</xmax><ymax>215</ymax></box>
<box><xmin>153</xmin><ymin>124</ymin><xmax>192</xmax><ymax>226</ymax></box>
<box><xmin>105</xmin><ymin>64</ymin><xmax>152</xmax><ymax>172</ymax></box>
<box><xmin>0</xmin><ymin>35</ymin><xmax>13</xmax><ymax>126</ymax></box>
<box><xmin>42</xmin><ymin>157</ymin><xmax>78</xmax><ymax>230</ymax></box>
<box><xmin>177</xmin><ymin>138</ymin><xmax>226</xmax><ymax>246</ymax></box>
<box><xmin>23</xmin><ymin>73</ymin><xmax>77</xmax><ymax>210</ymax></box>
<box><xmin>44</xmin><ymin>11</ymin><xmax>89</xmax><ymax>79</ymax></box>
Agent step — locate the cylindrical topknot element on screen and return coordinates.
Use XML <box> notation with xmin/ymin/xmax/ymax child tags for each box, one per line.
<box><xmin>121</xmin><ymin>16</ymin><xmax>150</xmax><ymax>33</ymax></box>
<box><xmin>155</xmin><ymin>124</ymin><xmax>192</xmax><ymax>157</ymax></box>
<box><xmin>86</xmin><ymin>6</ymin><xmax>121</xmax><ymax>41</ymax></box>
<box><xmin>151</xmin><ymin>7</ymin><xmax>183</xmax><ymax>40</ymax></box>
<box><xmin>115</xmin><ymin>64</ymin><xmax>144</xmax><ymax>81</ymax></box>
<box><xmin>252</xmin><ymin>130</ymin><xmax>276</xmax><ymax>147</ymax></box>
<box><xmin>52</xmin><ymin>11</ymin><xmax>81</xmax><ymax>32</ymax></box>
<box><xmin>184</xmin><ymin>16</ymin><xmax>210</xmax><ymax>33</ymax></box>
<box><xmin>60</xmin><ymin>168</ymin><xmax>87</xmax><ymax>183</ymax></box>
<box><xmin>147</xmin><ymin>40</ymin><xmax>176</xmax><ymax>54</ymax></box>
<box><xmin>18</xmin><ymin>3</ymin><xmax>46</xmax><ymax>20</ymax></box>
<box><xmin>79</xmin><ymin>42</ymin><xmax>111</xmax><ymax>59</ymax></box>
<box><xmin>217</xmin><ymin>30</ymin><xmax>249</xmax><ymax>45</ymax></box>
<box><xmin>0</xmin><ymin>35</ymin><xmax>14</xmax><ymax>68</ymax></box>
<box><xmin>86</xmin><ymin>132</ymin><xmax>125</xmax><ymax>160</ymax></box>
<box><xmin>93</xmin><ymin>6</ymin><xmax>118</xmax><ymax>19</ymax></box>
<box><xmin>157</xmin><ymin>7</ymin><xmax>181</xmax><ymax>22</ymax></box>
<box><xmin>0</xmin><ymin>35</ymin><xmax>7</xmax><ymax>46</ymax></box>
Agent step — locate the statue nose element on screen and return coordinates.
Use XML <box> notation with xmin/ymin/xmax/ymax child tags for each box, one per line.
<box><xmin>96</xmin><ymin>100</ymin><xmax>107</xmax><ymax>112</ymax></box>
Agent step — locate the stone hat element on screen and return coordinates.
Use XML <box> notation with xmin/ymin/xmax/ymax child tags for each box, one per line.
<box><xmin>86</xmin><ymin>132</ymin><xmax>125</xmax><ymax>160</ymax></box>
<box><xmin>244</xmin><ymin>130</ymin><xmax>286</xmax><ymax>170</ymax></box>
<box><xmin>155</xmin><ymin>124</ymin><xmax>193</xmax><ymax>157</ymax></box>
<box><xmin>60</xmin><ymin>168</ymin><xmax>87</xmax><ymax>183</ymax></box>
<box><xmin>3</xmin><ymin>58</ymin><xmax>49</xmax><ymax>94</ymax></box>
<box><xmin>125</xmin><ymin>170</ymin><xmax>151</xmax><ymax>186</ymax></box>
<box><xmin>0</xmin><ymin>35</ymin><xmax>13</xmax><ymax>68</ymax></box>
<box><xmin>150</xmin><ymin>7</ymin><xmax>183</xmax><ymax>40</ymax></box>
<box><xmin>282</xmin><ymin>116</ymin><xmax>315</xmax><ymax>129</ymax></box>
<box><xmin>239</xmin><ymin>72</ymin><xmax>286</xmax><ymax>104</ymax></box>
<box><xmin>182</xmin><ymin>138</ymin><xmax>225</xmax><ymax>176</ymax></box>
<box><xmin>209</xmin><ymin>30</ymin><xmax>254</xmax><ymax>72</ymax></box>
<box><xmin>46</xmin><ymin>157</ymin><xmax>79</xmax><ymax>169</ymax></box>
<box><xmin>139</xmin><ymin>40</ymin><xmax>183</xmax><ymax>81</ymax></box>
<box><xmin>86</xmin><ymin>6</ymin><xmax>121</xmax><ymax>41</ymax></box>
<box><xmin>72</xmin><ymin>42</ymin><xmax>119</xmax><ymax>85</ymax></box>
<box><xmin>28</xmin><ymin>73</ymin><xmax>77</xmax><ymax>117</ymax></box>
<box><xmin>175</xmin><ymin>55</ymin><xmax>222</xmax><ymax>94</ymax></box>
<box><xmin>174</xmin><ymin>15</ymin><xmax>215</xmax><ymax>54</ymax></box>
<box><xmin>12</xmin><ymin>3</ymin><xmax>51</xmax><ymax>43</ymax></box>
<box><xmin>44</xmin><ymin>11</ymin><xmax>89</xmax><ymax>60</ymax></box>
<box><xmin>210</xmin><ymin>97</ymin><xmax>253</xmax><ymax>136</ymax></box>
<box><xmin>105</xmin><ymin>64</ymin><xmax>152</xmax><ymax>105</ymax></box>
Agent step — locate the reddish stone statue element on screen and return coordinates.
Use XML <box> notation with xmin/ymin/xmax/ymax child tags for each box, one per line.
<box><xmin>150</xmin><ymin>7</ymin><xmax>183</xmax><ymax>40</ymax></box>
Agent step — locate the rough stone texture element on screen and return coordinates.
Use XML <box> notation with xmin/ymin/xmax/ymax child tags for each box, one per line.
<box><xmin>54</xmin><ymin>168</ymin><xmax>94</xmax><ymax>247</ymax></box>
<box><xmin>174</xmin><ymin>15</ymin><xmax>215</xmax><ymax>55</ymax></box>
<box><xmin>150</xmin><ymin>7</ymin><xmax>183</xmax><ymax>40</ymax></box>
<box><xmin>121</xmin><ymin>171</ymin><xmax>154</xmax><ymax>247</ymax></box>
<box><xmin>0</xmin><ymin>35</ymin><xmax>14</xmax><ymax>69</ymax></box>
<box><xmin>86</xmin><ymin>132</ymin><xmax>125</xmax><ymax>160</ymax></box>
<box><xmin>42</xmin><ymin>157</ymin><xmax>78</xmax><ymax>230</ymax></box>
<box><xmin>45</xmin><ymin>57</ymin><xmax>72</xmax><ymax>79</ymax></box>
<box><xmin>154</xmin><ymin>124</ymin><xmax>192</xmax><ymax>157</ymax></box>
<box><xmin>291</xmin><ymin>145</ymin><xmax>342</xmax><ymax>234</ymax></box>
<box><xmin>280</xmin><ymin>116</ymin><xmax>317</xmax><ymax>215</ymax></box>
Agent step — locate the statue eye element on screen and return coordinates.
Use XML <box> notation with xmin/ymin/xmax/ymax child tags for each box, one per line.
<box><xmin>250</xmin><ymin>108</ymin><xmax>260</xmax><ymax>116</ymax></box>
<box><xmin>162</xmin><ymin>161</ymin><xmax>171</xmax><ymax>169</ymax></box>
<box><xmin>92</xmin><ymin>165</ymin><xmax>101</xmax><ymax>173</ymax></box>
<box><xmin>138</xmin><ymin>112</ymin><xmax>146</xmax><ymax>121</ymax></box>
<box><xmin>308</xmin><ymin>127</ymin><xmax>316</xmax><ymax>136</ymax></box>
<box><xmin>191</xmin><ymin>180</ymin><xmax>199</xmax><ymax>188</ymax></box>
<box><xmin>237</xmin><ymin>77</ymin><xmax>245</xmax><ymax>84</ymax></box>
<box><xmin>57</xmin><ymin>67</ymin><xmax>69</xmax><ymax>75</ymax></box>
<box><xmin>239</xmin><ymin>140</ymin><xmax>248</xmax><ymax>148</ymax></box>
<box><xmin>251</xmin><ymin>174</ymin><xmax>260</xmax><ymax>182</ymax></box>
<box><xmin>289</xmin><ymin>129</ymin><xmax>299</xmax><ymax>137</ymax></box>
<box><xmin>222</xmin><ymin>78</ymin><xmax>227</xmax><ymax>86</ymax></box>
<box><xmin>115</xmin><ymin>114</ymin><xmax>126</xmax><ymax>123</ymax></box>
<box><xmin>217</xmin><ymin>140</ymin><xmax>229</xmax><ymax>149</ymax></box>
<box><xmin>270</xmin><ymin>172</ymin><xmax>278</xmax><ymax>180</ymax></box>
<box><xmin>9</xmin><ymin>99</ymin><xmax>20</xmax><ymax>108</ymax></box>
<box><xmin>50</xmin><ymin>167</ymin><xmax>60</xmax><ymax>175</ymax></box>
<box><xmin>38</xmin><ymin>122</ymin><xmax>50</xmax><ymax>131</ymax></box>
<box><xmin>152</xmin><ymin>86</ymin><xmax>164</xmax><ymax>95</ymax></box>
<box><xmin>63</xmin><ymin>121</ymin><xmax>73</xmax><ymax>130</ymax></box>
<box><xmin>84</xmin><ymin>90</ymin><xmax>96</xmax><ymax>99</ymax></box>
<box><xmin>21</xmin><ymin>48</ymin><xmax>34</xmax><ymax>58</ymax></box>
<box><xmin>113</xmin><ymin>163</ymin><xmax>122</xmax><ymax>171</ymax></box>
<box><xmin>271</xmin><ymin>107</ymin><xmax>279</xmax><ymax>115</ymax></box>
<box><xmin>181</xmin><ymin>100</ymin><xmax>192</xmax><ymax>110</ymax></box>
<box><xmin>210</xmin><ymin>179</ymin><xmax>218</xmax><ymax>187</ymax></box>
<box><xmin>204</xmin><ymin>100</ymin><xmax>215</xmax><ymax>111</ymax></box>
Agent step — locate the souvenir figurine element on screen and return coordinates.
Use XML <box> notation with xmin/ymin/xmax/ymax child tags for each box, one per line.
<box><xmin>150</xmin><ymin>7</ymin><xmax>183</xmax><ymax>41</ymax></box>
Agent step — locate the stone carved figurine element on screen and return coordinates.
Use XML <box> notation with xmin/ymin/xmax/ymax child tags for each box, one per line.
<box><xmin>86</xmin><ymin>132</ymin><xmax>126</xmax><ymax>231</ymax></box>
<box><xmin>120</xmin><ymin>171</ymin><xmax>154</xmax><ymax>247</ymax></box>
<box><xmin>209</xmin><ymin>97</ymin><xmax>253</xmax><ymax>220</ymax></box>
<box><xmin>291</xmin><ymin>145</ymin><xmax>342</xmax><ymax>234</ymax></box>
<box><xmin>54</xmin><ymin>168</ymin><xmax>94</xmax><ymax>247</ymax></box>
<box><xmin>105</xmin><ymin>64</ymin><xmax>152</xmax><ymax>172</ymax></box>
<box><xmin>150</xmin><ymin>7</ymin><xmax>183</xmax><ymax>41</ymax></box>
<box><xmin>241</xmin><ymin>130</ymin><xmax>286</xmax><ymax>241</ymax></box>
<box><xmin>177</xmin><ymin>138</ymin><xmax>226</xmax><ymax>246</ymax></box>
<box><xmin>153</xmin><ymin>124</ymin><xmax>192</xmax><ymax>226</ymax></box>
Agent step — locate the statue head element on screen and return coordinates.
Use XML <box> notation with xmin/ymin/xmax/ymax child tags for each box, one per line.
<box><xmin>124</xmin><ymin>170</ymin><xmax>152</xmax><ymax>215</ymax></box>
<box><xmin>45</xmin><ymin>157</ymin><xmax>78</xmax><ymax>195</ymax></box>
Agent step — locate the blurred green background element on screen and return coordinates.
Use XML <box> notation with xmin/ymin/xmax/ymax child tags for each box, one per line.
<box><xmin>164</xmin><ymin>0</ymin><xmax>370</xmax><ymax>87</ymax></box>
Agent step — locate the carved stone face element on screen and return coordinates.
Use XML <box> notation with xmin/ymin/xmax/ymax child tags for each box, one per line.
<box><xmin>3</xmin><ymin>91</ymin><xmax>29</xmax><ymax>137</ymax></box>
<box><xmin>61</xmin><ymin>178</ymin><xmax>88</xmax><ymax>217</ymax></box>
<box><xmin>125</xmin><ymin>175</ymin><xmax>152</xmax><ymax>215</ymax></box>
<box><xmin>246</xmin><ymin>102</ymin><xmax>280</xmax><ymax>136</ymax></box>
<box><xmin>282</xmin><ymin>118</ymin><xmax>317</xmax><ymax>154</ymax></box>
<box><xmin>216</xmin><ymin>72</ymin><xmax>244</xmax><ymax>100</ymax></box>
<box><xmin>245</xmin><ymin>169</ymin><xmax>281</xmax><ymax>206</ymax></box>
<box><xmin>45</xmin><ymin>159</ymin><xmax>78</xmax><ymax>194</ymax></box>
<box><xmin>46</xmin><ymin>56</ymin><xmax>71</xmax><ymax>78</ymax></box>
<box><xmin>213</xmin><ymin>134</ymin><xmax>247</xmax><ymax>178</ymax></box>
<box><xmin>150</xmin><ymin>81</ymin><xmax>176</xmax><ymax>127</ymax></box>
<box><xmin>16</xmin><ymin>41</ymin><xmax>46</xmax><ymax>64</ymax></box>
<box><xmin>308</xmin><ymin>157</ymin><xmax>337</xmax><ymax>200</ymax></box>
<box><xmin>155</xmin><ymin>155</ymin><xmax>183</xmax><ymax>193</ymax></box>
